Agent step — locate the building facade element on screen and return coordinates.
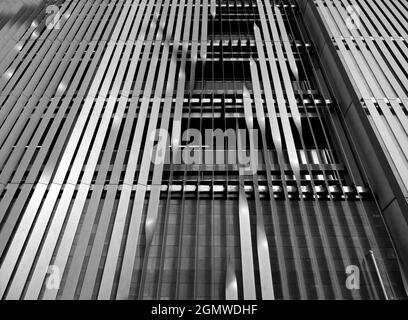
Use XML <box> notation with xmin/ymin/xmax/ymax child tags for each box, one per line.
<box><xmin>0</xmin><ymin>0</ymin><xmax>407</xmax><ymax>299</ymax></box>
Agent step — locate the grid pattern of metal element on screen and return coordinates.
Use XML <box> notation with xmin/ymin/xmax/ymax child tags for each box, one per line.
<box><xmin>311</xmin><ymin>0</ymin><xmax>408</xmax><ymax>207</ymax></box>
<box><xmin>0</xmin><ymin>0</ymin><xmax>405</xmax><ymax>299</ymax></box>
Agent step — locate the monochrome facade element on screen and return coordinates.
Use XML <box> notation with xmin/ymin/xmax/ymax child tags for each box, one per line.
<box><xmin>0</xmin><ymin>0</ymin><xmax>407</xmax><ymax>300</ymax></box>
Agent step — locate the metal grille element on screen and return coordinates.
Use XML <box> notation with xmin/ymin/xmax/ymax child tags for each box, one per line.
<box><xmin>0</xmin><ymin>0</ymin><xmax>405</xmax><ymax>300</ymax></box>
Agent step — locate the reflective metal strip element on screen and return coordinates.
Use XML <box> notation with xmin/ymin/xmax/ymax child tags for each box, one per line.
<box><xmin>384</xmin><ymin>0</ymin><xmax>408</xmax><ymax>38</ymax></box>
<box><xmin>0</xmin><ymin>1</ymin><xmax>81</xmax><ymax>94</ymax></box>
<box><xmin>326</xmin><ymin>0</ymin><xmax>407</xmax><ymax>102</ymax></box>
<box><xmin>0</xmin><ymin>40</ymin><xmax>77</xmax><ymax>167</ymax></box>
<box><xmin>267</xmin><ymin>7</ymin><xmax>302</xmax><ymax>136</ymax></box>
<box><xmin>79</xmin><ymin>186</ymin><xmax>118</xmax><ymax>299</ymax></box>
<box><xmin>256</xmin><ymin>4</ymin><xmax>308</xmax><ymax>298</ymax></box>
<box><xmin>172</xmin><ymin>0</ymin><xmax>193</xmax><ymax>151</ymax></box>
<box><xmin>0</xmin><ymin>42</ymin><xmax>24</xmax><ymax>81</ymax></box>
<box><xmin>0</xmin><ymin>5</ymin><xmax>43</xmax><ymax>65</ymax></box>
<box><xmin>48</xmin><ymin>38</ymin><xmax>90</xmax><ymax>97</ymax></box>
<box><xmin>237</xmin><ymin>180</ymin><xmax>256</xmax><ymax>299</ymax></box>
<box><xmin>0</xmin><ymin>39</ymin><xmax>30</xmax><ymax>79</ymax></box>
<box><xmin>324</xmin><ymin>0</ymin><xmax>352</xmax><ymax>37</ymax></box>
<box><xmin>332</xmin><ymin>0</ymin><xmax>408</xmax><ymax>99</ymax></box>
<box><xmin>54</xmin><ymin>2</ymin><xmax>89</xmax><ymax>43</ymax></box>
<box><xmin>152</xmin><ymin>0</ymin><xmax>188</xmax><ymax>299</ymax></box>
<box><xmin>155</xmin><ymin>116</ymin><xmax>181</xmax><ymax>297</ymax></box>
<box><xmin>116</xmin><ymin>0</ymin><xmax>181</xmax><ymax>299</ymax></box>
<box><xmin>57</xmin><ymin>100</ymin><xmax>129</xmax><ymax>297</ymax></box>
<box><xmin>394</xmin><ymin>0</ymin><xmax>408</xmax><ymax>20</ymax></box>
<box><xmin>377</xmin><ymin>99</ymin><xmax>408</xmax><ymax>161</ymax></box>
<box><xmin>0</xmin><ymin>96</ymin><xmax>41</xmax><ymax>169</ymax></box>
<box><xmin>66</xmin><ymin>41</ymin><xmax>106</xmax><ymax>97</ymax></box>
<box><xmin>0</xmin><ymin>6</ymin><xmax>30</xmax><ymax>41</ymax></box>
<box><xmin>96</xmin><ymin>0</ymin><xmax>167</xmax><ymax>299</ymax></box>
<box><xmin>275</xmin><ymin>7</ymin><xmax>299</xmax><ymax>80</ymax></box>
<box><xmin>225</xmin><ymin>254</ymin><xmax>238</xmax><ymax>300</ymax></box>
<box><xmin>256</xmin><ymin>55</ymin><xmax>324</xmax><ymax>299</ymax></box>
<box><xmin>0</xmin><ymin>38</ymin><xmax>48</xmax><ymax>123</ymax></box>
<box><xmin>19</xmin><ymin>42</ymin><xmax>99</xmax><ymax>185</ymax></box>
<box><xmin>365</xmin><ymin>99</ymin><xmax>408</xmax><ymax>189</ymax></box>
<box><xmin>193</xmin><ymin>156</ymin><xmax>204</xmax><ymax>298</ymax></box>
<box><xmin>313</xmin><ymin>0</ymin><xmax>341</xmax><ymax>38</ymax></box>
<box><xmin>97</xmin><ymin>183</ymin><xmax>143</xmax><ymax>299</ymax></box>
<box><xmin>235</xmin><ymin>124</ymin><xmax>256</xmax><ymax>299</ymax></box>
<box><xmin>262</xmin><ymin>0</ymin><xmax>279</xmax><ymax>39</ymax></box>
<box><xmin>61</xmin><ymin>2</ymin><xmax>94</xmax><ymax>43</ymax></box>
<box><xmin>357</xmin><ymin>37</ymin><xmax>402</xmax><ymax>98</ymax></box>
<box><xmin>327</xmin><ymin>111</ymin><xmax>364</xmax><ymax>185</ymax></box>
<box><xmin>130</xmin><ymin>181</ymin><xmax>160</xmax><ymax>297</ymax></box>
<box><xmin>361</xmin><ymin>0</ymin><xmax>396</xmax><ymax>39</ymax></box>
<box><xmin>0</xmin><ymin>1</ymin><xmax>131</xmax><ymax>299</ymax></box>
<box><xmin>304</xmin><ymin>104</ymin><xmax>361</xmax><ymax>296</ymax></box>
<box><xmin>364</xmin><ymin>0</ymin><xmax>408</xmax><ymax>74</ymax></box>
<box><xmin>334</xmin><ymin>39</ymin><xmax>370</xmax><ymax>98</ymax></box>
<box><xmin>174</xmin><ymin>0</ymin><xmax>200</xmax><ymax>299</ymax></box>
<box><xmin>0</xmin><ymin>184</ymin><xmax>32</xmax><ymax>254</ymax></box>
<box><xmin>103</xmin><ymin>95</ymin><xmax>163</xmax><ymax>298</ymax></box>
<box><xmin>0</xmin><ymin>182</ymin><xmax>58</xmax><ymax>298</ymax></box>
<box><xmin>25</xmin><ymin>182</ymin><xmax>86</xmax><ymax>299</ymax></box>
<box><xmin>5</xmin><ymin>93</ymin><xmax>106</xmax><ymax>299</ymax></box>
<box><xmin>111</xmin><ymin>1</ymin><xmax>133</xmax><ymax>41</ymax></box>
<box><xmin>48</xmin><ymin>41</ymin><xmax>140</xmax><ymax>299</ymax></box>
<box><xmin>0</xmin><ymin>184</ymin><xmax>18</xmax><ymax>224</ymax></box>
<box><xmin>253</xmin><ymin>24</ymin><xmax>284</xmax><ymax>162</ymax></box>
<box><xmin>76</xmin><ymin>2</ymin><xmax>107</xmax><ymax>42</ymax></box>
<box><xmin>255</xmin><ymin>11</ymin><xmax>301</xmax><ymax>180</ymax></box>
<box><xmin>297</xmin><ymin>196</ymin><xmax>336</xmax><ymax>298</ymax></box>
<box><xmin>201</xmin><ymin>0</ymin><xmax>208</xmax><ymax>61</ymax></box>
<box><xmin>109</xmin><ymin>6</ymin><xmax>154</xmax><ymax>185</ymax></box>
<box><xmin>242</xmin><ymin>86</ymin><xmax>257</xmax><ymax>172</ymax></box>
<box><xmin>211</xmin><ymin>0</ymin><xmax>216</xmax><ymax>18</ymax></box>
<box><xmin>1</xmin><ymin>96</ymin><xmax>56</xmax><ymax>183</ymax></box>
<box><xmin>290</xmin><ymin>3</ymin><xmax>356</xmax><ymax>298</ymax></box>
<box><xmin>0</xmin><ymin>95</ymin><xmax>80</xmax><ymax>257</ymax></box>
<box><xmin>25</xmin><ymin>37</ymin><xmax>132</xmax><ymax>297</ymax></box>
<box><xmin>249</xmin><ymin>57</ymin><xmax>291</xmax><ymax>298</ymax></box>
<box><xmin>243</xmin><ymin>78</ymin><xmax>275</xmax><ymax>300</ymax></box>
<box><xmin>337</xmin><ymin>37</ymin><xmax>408</xmax><ymax>185</ymax></box>
<box><xmin>0</xmin><ymin>90</ymin><xmax>30</xmax><ymax>141</ymax></box>
<box><xmin>77</xmin><ymin>4</ymin><xmax>145</xmax><ymax>296</ymax></box>
<box><xmin>57</xmin><ymin>184</ymin><xmax>104</xmax><ymax>299</ymax></box>
<box><xmin>325</xmin><ymin>200</ymin><xmax>366</xmax><ymax>299</ymax></box>
<box><xmin>0</xmin><ymin>0</ymin><xmax>73</xmax><ymax>75</ymax></box>
<box><xmin>189</xmin><ymin>0</ymin><xmax>200</xmax><ymax>99</ymax></box>
<box><xmin>251</xmin><ymin>180</ymin><xmax>274</xmax><ymax>299</ymax></box>
<box><xmin>116</xmin><ymin>9</ymin><xmax>162</xmax><ymax>186</ymax></box>
<box><xmin>390</xmin><ymin>99</ymin><xmax>408</xmax><ymax>137</ymax></box>
<box><xmin>1</xmin><ymin>52</ymin><xmax>101</xmax><ymax>300</ymax></box>
<box><xmin>351</xmin><ymin>198</ymin><xmax>395</xmax><ymax>299</ymax></box>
